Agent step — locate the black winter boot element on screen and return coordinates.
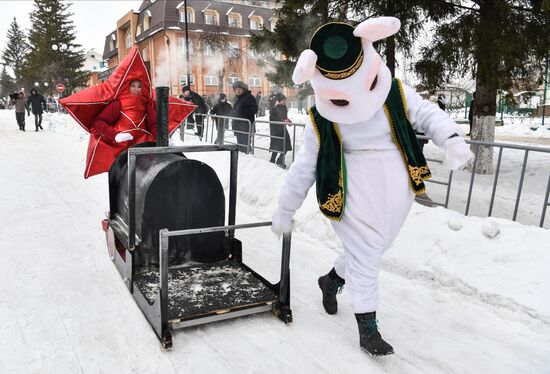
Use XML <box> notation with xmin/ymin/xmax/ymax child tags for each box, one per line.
<box><xmin>317</xmin><ymin>268</ymin><xmax>345</xmax><ymax>315</ymax></box>
<box><xmin>355</xmin><ymin>312</ymin><xmax>394</xmax><ymax>356</ymax></box>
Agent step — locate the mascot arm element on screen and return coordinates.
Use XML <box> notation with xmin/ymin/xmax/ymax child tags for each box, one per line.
<box><xmin>403</xmin><ymin>85</ymin><xmax>462</xmax><ymax>148</ymax></box>
<box><xmin>272</xmin><ymin>119</ymin><xmax>318</xmax><ymax>235</ymax></box>
<box><xmin>94</xmin><ymin>100</ymin><xmax>122</xmax><ymax>143</ymax></box>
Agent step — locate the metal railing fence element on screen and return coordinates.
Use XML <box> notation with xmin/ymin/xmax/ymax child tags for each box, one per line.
<box><xmin>178</xmin><ymin>113</ymin><xmax>550</xmax><ymax>228</ymax></box>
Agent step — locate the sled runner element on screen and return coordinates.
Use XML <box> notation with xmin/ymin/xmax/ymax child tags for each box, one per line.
<box><xmin>102</xmin><ymin>142</ymin><xmax>292</xmax><ymax>348</ymax></box>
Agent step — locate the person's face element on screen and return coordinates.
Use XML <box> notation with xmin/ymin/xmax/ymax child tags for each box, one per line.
<box><xmin>130</xmin><ymin>81</ymin><xmax>142</xmax><ymax>96</ymax></box>
<box><xmin>183</xmin><ymin>90</ymin><xmax>190</xmax><ymax>97</ymax></box>
<box><xmin>18</xmin><ymin>93</ymin><xmax>23</xmax><ymax>99</ymax></box>
<box><xmin>234</xmin><ymin>87</ymin><xmax>244</xmax><ymax>96</ymax></box>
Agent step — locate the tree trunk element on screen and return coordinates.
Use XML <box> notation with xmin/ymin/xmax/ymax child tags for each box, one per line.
<box><xmin>386</xmin><ymin>36</ymin><xmax>396</xmax><ymax>78</ymax></box>
<box><xmin>470</xmin><ymin>1</ymin><xmax>500</xmax><ymax>174</ymax></box>
<box><xmin>471</xmin><ymin>86</ymin><xmax>496</xmax><ymax>174</ymax></box>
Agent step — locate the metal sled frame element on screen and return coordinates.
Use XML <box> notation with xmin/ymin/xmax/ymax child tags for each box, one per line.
<box><xmin>108</xmin><ymin>144</ymin><xmax>292</xmax><ymax>349</ymax></box>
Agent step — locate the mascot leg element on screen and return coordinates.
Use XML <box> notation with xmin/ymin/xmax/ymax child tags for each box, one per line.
<box><xmin>329</xmin><ymin>150</ymin><xmax>414</xmax><ymax>355</ymax></box>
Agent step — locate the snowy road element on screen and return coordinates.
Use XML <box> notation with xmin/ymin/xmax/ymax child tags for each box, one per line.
<box><xmin>1</xmin><ymin>112</ymin><xmax>549</xmax><ymax>373</ymax></box>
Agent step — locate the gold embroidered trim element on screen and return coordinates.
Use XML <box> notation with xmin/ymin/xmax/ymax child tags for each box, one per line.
<box><xmin>384</xmin><ymin>104</ymin><xmax>427</xmax><ymax>195</ymax></box>
<box><xmin>320</xmin><ymin>169</ymin><xmax>344</xmax><ymax>213</ymax></box>
<box><xmin>321</xmin><ymin>53</ymin><xmax>364</xmax><ymax>80</ymax></box>
<box><xmin>395</xmin><ymin>78</ymin><xmax>410</xmax><ymax>121</ymax></box>
<box><xmin>408</xmin><ymin>165</ymin><xmax>431</xmax><ymax>186</ymax></box>
<box><xmin>309</xmin><ymin>108</ymin><xmax>321</xmax><ymax>150</ymax></box>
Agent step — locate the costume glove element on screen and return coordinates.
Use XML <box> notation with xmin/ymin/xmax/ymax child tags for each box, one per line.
<box><xmin>115</xmin><ymin>132</ymin><xmax>134</xmax><ymax>143</ymax></box>
<box><xmin>443</xmin><ymin>136</ymin><xmax>473</xmax><ymax>170</ymax></box>
<box><xmin>271</xmin><ymin>206</ymin><xmax>294</xmax><ymax>238</ymax></box>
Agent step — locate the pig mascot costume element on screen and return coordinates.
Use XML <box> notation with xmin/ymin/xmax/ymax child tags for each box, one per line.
<box><xmin>271</xmin><ymin>18</ymin><xmax>472</xmax><ymax>356</ymax></box>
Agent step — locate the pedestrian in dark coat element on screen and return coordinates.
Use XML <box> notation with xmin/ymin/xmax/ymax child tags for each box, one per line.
<box><xmin>210</xmin><ymin>93</ymin><xmax>232</xmax><ymax>144</ymax></box>
<box><xmin>467</xmin><ymin>92</ymin><xmax>475</xmax><ymax>136</ymax></box>
<box><xmin>269</xmin><ymin>93</ymin><xmax>292</xmax><ymax>168</ymax></box>
<box><xmin>230</xmin><ymin>81</ymin><xmax>258</xmax><ymax>153</ymax></box>
<box><xmin>182</xmin><ymin>85</ymin><xmax>208</xmax><ymax>137</ymax></box>
<box><xmin>437</xmin><ymin>94</ymin><xmax>446</xmax><ymax>111</ymax></box>
<box><xmin>27</xmin><ymin>88</ymin><xmax>47</xmax><ymax>131</ymax></box>
<box><xmin>14</xmin><ymin>92</ymin><xmax>29</xmax><ymax>131</ymax></box>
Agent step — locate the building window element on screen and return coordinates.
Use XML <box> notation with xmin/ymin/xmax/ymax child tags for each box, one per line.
<box><xmin>228</xmin><ymin>42</ymin><xmax>240</xmax><ymax>59</ymax></box>
<box><xmin>179</xmin><ymin>8</ymin><xmax>194</xmax><ymax>23</ymax></box>
<box><xmin>205</xmin><ymin>75</ymin><xmax>219</xmax><ymax>86</ymax></box>
<box><xmin>249</xmin><ymin>16</ymin><xmax>263</xmax><ymax>30</ymax></box>
<box><xmin>180</xmin><ymin>74</ymin><xmax>195</xmax><ymax>86</ymax></box>
<box><xmin>144</xmin><ymin>12</ymin><xmax>151</xmax><ymax>31</ymax></box>
<box><xmin>249</xmin><ymin>76</ymin><xmax>261</xmax><ymax>87</ymax></box>
<box><xmin>227</xmin><ymin>12</ymin><xmax>242</xmax><ymax>28</ymax></box>
<box><xmin>141</xmin><ymin>47</ymin><xmax>148</xmax><ymax>61</ymax></box>
<box><xmin>228</xmin><ymin>75</ymin><xmax>239</xmax><ymax>85</ymax></box>
<box><xmin>204</xmin><ymin>43</ymin><xmax>214</xmax><ymax>56</ymax></box>
<box><xmin>178</xmin><ymin>38</ymin><xmax>193</xmax><ymax>55</ymax></box>
<box><xmin>125</xmin><ymin>29</ymin><xmax>132</xmax><ymax>49</ymax></box>
<box><xmin>204</xmin><ymin>10</ymin><xmax>219</xmax><ymax>25</ymax></box>
<box><xmin>110</xmin><ymin>34</ymin><xmax>116</xmax><ymax>50</ymax></box>
<box><xmin>270</xmin><ymin>18</ymin><xmax>277</xmax><ymax>32</ymax></box>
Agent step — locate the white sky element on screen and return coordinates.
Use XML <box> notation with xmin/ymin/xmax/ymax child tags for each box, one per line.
<box><xmin>0</xmin><ymin>0</ymin><xmax>142</xmax><ymax>56</ymax></box>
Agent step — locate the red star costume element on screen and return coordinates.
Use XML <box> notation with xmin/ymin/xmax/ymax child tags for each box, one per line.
<box><xmin>60</xmin><ymin>46</ymin><xmax>195</xmax><ymax>178</ymax></box>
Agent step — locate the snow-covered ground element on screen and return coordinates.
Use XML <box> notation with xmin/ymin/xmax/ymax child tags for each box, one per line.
<box><xmin>1</xmin><ymin>108</ymin><xmax>549</xmax><ymax>373</ymax></box>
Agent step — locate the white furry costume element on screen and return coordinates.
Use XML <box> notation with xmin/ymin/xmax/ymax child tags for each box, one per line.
<box><xmin>272</xmin><ymin>17</ymin><xmax>472</xmax><ymax>313</ymax></box>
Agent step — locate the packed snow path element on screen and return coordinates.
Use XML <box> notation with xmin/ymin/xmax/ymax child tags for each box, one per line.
<box><xmin>0</xmin><ymin>112</ymin><xmax>548</xmax><ymax>373</ymax></box>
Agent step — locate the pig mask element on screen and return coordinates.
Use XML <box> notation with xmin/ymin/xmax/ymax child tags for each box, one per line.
<box><xmin>292</xmin><ymin>17</ymin><xmax>401</xmax><ymax>124</ymax></box>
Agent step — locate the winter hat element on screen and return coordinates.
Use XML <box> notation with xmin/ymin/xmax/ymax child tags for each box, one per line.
<box><xmin>309</xmin><ymin>22</ymin><xmax>363</xmax><ymax>80</ymax></box>
<box><xmin>232</xmin><ymin>80</ymin><xmax>248</xmax><ymax>91</ymax></box>
<box><xmin>275</xmin><ymin>93</ymin><xmax>286</xmax><ymax>101</ymax></box>
<box><xmin>182</xmin><ymin>85</ymin><xmax>190</xmax><ymax>92</ymax></box>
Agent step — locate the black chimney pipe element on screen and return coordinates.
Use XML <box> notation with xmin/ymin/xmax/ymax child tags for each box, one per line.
<box><xmin>156</xmin><ymin>86</ymin><xmax>169</xmax><ymax>147</ymax></box>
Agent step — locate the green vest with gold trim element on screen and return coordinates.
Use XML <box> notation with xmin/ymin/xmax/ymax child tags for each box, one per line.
<box><xmin>309</xmin><ymin>78</ymin><xmax>431</xmax><ymax>221</ymax></box>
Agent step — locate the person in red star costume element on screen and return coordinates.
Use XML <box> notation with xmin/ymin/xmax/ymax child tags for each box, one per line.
<box><xmin>60</xmin><ymin>46</ymin><xmax>195</xmax><ymax>178</ymax></box>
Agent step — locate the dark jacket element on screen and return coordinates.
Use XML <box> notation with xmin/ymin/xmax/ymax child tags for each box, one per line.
<box><xmin>27</xmin><ymin>92</ymin><xmax>47</xmax><ymax>115</ymax></box>
<box><xmin>210</xmin><ymin>100</ymin><xmax>232</xmax><ymax>117</ymax></box>
<box><xmin>210</xmin><ymin>99</ymin><xmax>232</xmax><ymax>129</ymax></box>
<box><xmin>269</xmin><ymin>104</ymin><xmax>292</xmax><ymax>152</ymax></box>
<box><xmin>185</xmin><ymin>91</ymin><xmax>208</xmax><ymax>114</ymax></box>
<box><xmin>230</xmin><ymin>90</ymin><xmax>258</xmax><ymax>132</ymax></box>
<box><xmin>437</xmin><ymin>97</ymin><xmax>446</xmax><ymax>111</ymax></box>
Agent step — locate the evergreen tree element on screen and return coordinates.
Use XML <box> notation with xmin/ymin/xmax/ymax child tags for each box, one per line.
<box><xmin>250</xmin><ymin>0</ymin><xmax>332</xmax><ymax>88</ymax></box>
<box><xmin>0</xmin><ymin>66</ymin><xmax>17</xmax><ymax>98</ymax></box>
<box><xmin>415</xmin><ymin>0</ymin><xmax>549</xmax><ymax>174</ymax></box>
<box><xmin>22</xmin><ymin>0</ymin><xmax>87</xmax><ymax>95</ymax></box>
<box><xmin>1</xmin><ymin>17</ymin><xmax>29</xmax><ymax>85</ymax></box>
<box><xmin>250</xmin><ymin>1</ymin><xmax>452</xmax><ymax>85</ymax></box>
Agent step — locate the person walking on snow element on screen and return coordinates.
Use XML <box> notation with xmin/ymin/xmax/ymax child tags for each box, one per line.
<box><xmin>271</xmin><ymin>19</ymin><xmax>472</xmax><ymax>357</ymax></box>
<box><xmin>14</xmin><ymin>92</ymin><xmax>28</xmax><ymax>131</ymax></box>
<box><xmin>27</xmin><ymin>88</ymin><xmax>47</xmax><ymax>131</ymax></box>
<box><xmin>268</xmin><ymin>93</ymin><xmax>292</xmax><ymax>168</ymax></box>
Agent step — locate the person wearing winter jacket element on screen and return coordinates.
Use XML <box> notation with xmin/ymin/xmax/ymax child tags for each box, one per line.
<box><xmin>14</xmin><ymin>92</ymin><xmax>29</xmax><ymax>131</ymax></box>
<box><xmin>269</xmin><ymin>93</ymin><xmax>292</xmax><ymax>168</ymax></box>
<box><xmin>27</xmin><ymin>88</ymin><xmax>47</xmax><ymax>131</ymax></box>
<box><xmin>210</xmin><ymin>93</ymin><xmax>232</xmax><ymax>144</ymax></box>
<box><xmin>182</xmin><ymin>85</ymin><xmax>208</xmax><ymax>138</ymax></box>
<box><xmin>230</xmin><ymin>81</ymin><xmax>258</xmax><ymax>153</ymax></box>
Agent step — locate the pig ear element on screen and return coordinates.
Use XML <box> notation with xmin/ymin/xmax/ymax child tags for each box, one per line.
<box><xmin>353</xmin><ymin>17</ymin><xmax>401</xmax><ymax>42</ymax></box>
<box><xmin>292</xmin><ymin>49</ymin><xmax>317</xmax><ymax>85</ymax></box>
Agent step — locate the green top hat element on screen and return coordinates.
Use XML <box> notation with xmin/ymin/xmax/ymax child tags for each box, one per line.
<box><xmin>309</xmin><ymin>22</ymin><xmax>363</xmax><ymax>80</ymax></box>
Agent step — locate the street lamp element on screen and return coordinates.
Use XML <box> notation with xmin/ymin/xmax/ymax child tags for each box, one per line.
<box><xmin>52</xmin><ymin>43</ymin><xmax>69</xmax><ymax>96</ymax></box>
